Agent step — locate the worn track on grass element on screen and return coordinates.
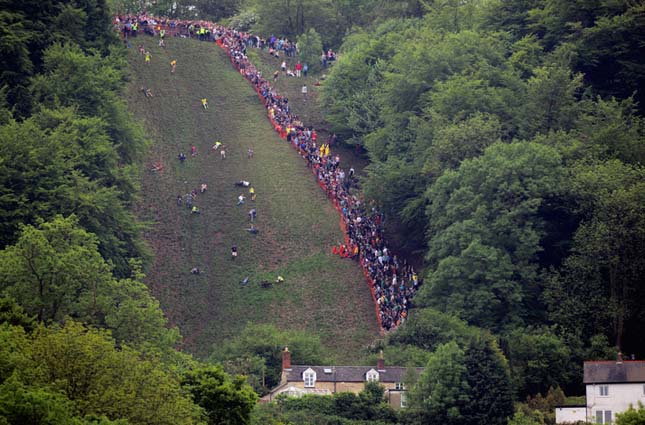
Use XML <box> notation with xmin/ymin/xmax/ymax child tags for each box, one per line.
<box><xmin>125</xmin><ymin>37</ymin><xmax>379</xmax><ymax>360</ymax></box>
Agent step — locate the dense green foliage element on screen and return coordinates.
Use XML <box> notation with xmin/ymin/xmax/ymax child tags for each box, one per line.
<box><xmin>0</xmin><ymin>318</ymin><xmax>202</xmax><ymax>424</ymax></box>
<box><xmin>251</xmin><ymin>382</ymin><xmax>398</xmax><ymax>425</ymax></box>
<box><xmin>0</xmin><ymin>2</ymin><xmax>146</xmax><ymax>277</ymax></box>
<box><xmin>616</xmin><ymin>402</ymin><xmax>645</xmax><ymax>425</ymax></box>
<box><xmin>0</xmin><ymin>1</ymin><xmax>257</xmax><ymax>424</ymax></box>
<box><xmin>209</xmin><ymin>324</ymin><xmax>327</xmax><ymax>395</ymax></box>
<box><xmin>319</xmin><ymin>0</ymin><xmax>645</xmax><ymax>403</ymax></box>
<box><xmin>183</xmin><ymin>365</ymin><xmax>258</xmax><ymax>425</ymax></box>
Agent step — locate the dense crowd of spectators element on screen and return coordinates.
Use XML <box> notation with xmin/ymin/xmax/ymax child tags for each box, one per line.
<box><xmin>116</xmin><ymin>14</ymin><xmax>420</xmax><ymax>332</ymax></box>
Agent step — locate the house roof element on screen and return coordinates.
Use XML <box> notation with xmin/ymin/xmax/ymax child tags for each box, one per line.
<box><xmin>584</xmin><ymin>361</ymin><xmax>645</xmax><ymax>384</ymax></box>
<box><xmin>285</xmin><ymin>365</ymin><xmax>423</xmax><ymax>383</ymax></box>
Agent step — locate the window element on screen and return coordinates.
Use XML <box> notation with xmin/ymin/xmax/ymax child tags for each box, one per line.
<box><xmin>395</xmin><ymin>382</ymin><xmax>405</xmax><ymax>390</ymax></box>
<box><xmin>599</xmin><ymin>385</ymin><xmax>609</xmax><ymax>396</ymax></box>
<box><xmin>400</xmin><ymin>392</ymin><xmax>408</xmax><ymax>408</ymax></box>
<box><xmin>303</xmin><ymin>368</ymin><xmax>316</xmax><ymax>388</ymax></box>
<box><xmin>366</xmin><ymin>369</ymin><xmax>379</xmax><ymax>382</ymax></box>
<box><xmin>595</xmin><ymin>410</ymin><xmax>612</xmax><ymax>424</ymax></box>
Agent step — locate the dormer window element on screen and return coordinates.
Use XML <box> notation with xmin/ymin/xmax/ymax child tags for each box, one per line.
<box><xmin>303</xmin><ymin>368</ymin><xmax>316</xmax><ymax>387</ymax></box>
<box><xmin>366</xmin><ymin>368</ymin><xmax>379</xmax><ymax>382</ymax></box>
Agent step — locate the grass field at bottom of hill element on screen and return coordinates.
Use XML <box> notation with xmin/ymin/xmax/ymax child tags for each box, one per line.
<box><xmin>124</xmin><ymin>36</ymin><xmax>380</xmax><ymax>361</ymax></box>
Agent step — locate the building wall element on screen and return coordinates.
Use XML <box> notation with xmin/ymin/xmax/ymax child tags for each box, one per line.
<box><xmin>586</xmin><ymin>382</ymin><xmax>645</xmax><ymax>422</ymax></box>
<box><xmin>555</xmin><ymin>407</ymin><xmax>586</xmax><ymax>424</ymax></box>
<box><xmin>279</xmin><ymin>379</ymin><xmax>406</xmax><ymax>408</ymax></box>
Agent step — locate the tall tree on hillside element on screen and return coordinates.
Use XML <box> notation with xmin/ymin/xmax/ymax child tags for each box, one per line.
<box><xmin>418</xmin><ymin>142</ymin><xmax>565</xmax><ymax>331</ymax></box>
<box><xmin>0</xmin><ymin>107</ymin><xmax>144</xmax><ymax>277</ymax></box>
<box><xmin>408</xmin><ymin>341</ymin><xmax>470</xmax><ymax>425</ymax></box>
<box><xmin>0</xmin><ymin>216</ymin><xmax>178</xmax><ymax>350</ymax></box>
<box><xmin>297</xmin><ymin>28</ymin><xmax>323</xmax><ymax>72</ymax></box>
<box><xmin>462</xmin><ymin>334</ymin><xmax>514</xmax><ymax>425</ymax></box>
<box><xmin>182</xmin><ymin>365</ymin><xmax>257</xmax><ymax>425</ymax></box>
<box><xmin>528</xmin><ymin>0</ymin><xmax>645</xmax><ymax>111</ymax></box>
<box><xmin>546</xmin><ymin>160</ymin><xmax>645</xmax><ymax>352</ymax></box>
<box><xmin>0</xmin><ymin>215</ymin><xmax>113</xmax><ymax>323</ymax></box>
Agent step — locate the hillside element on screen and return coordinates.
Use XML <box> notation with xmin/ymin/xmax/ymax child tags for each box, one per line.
<box><xmin>124</xmin><ymin>37</ymin><xmax>380</xmax><ymax>360</ymax></box>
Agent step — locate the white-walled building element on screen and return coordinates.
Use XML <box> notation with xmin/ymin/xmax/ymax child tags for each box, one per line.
<box><xmin>556</xmin><ymin>359</ymin><xmax>645</xmax><ymax>424</ymax></box>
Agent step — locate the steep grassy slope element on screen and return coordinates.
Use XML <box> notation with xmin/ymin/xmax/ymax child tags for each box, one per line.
<box><xmin>125</xmin><ymin>37</ymin><xmax>380</xmax><ymax>360</ymax></box>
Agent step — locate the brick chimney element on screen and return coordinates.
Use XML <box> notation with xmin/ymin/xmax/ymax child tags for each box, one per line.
<box><xmin>377</xmin><ymin>350</ymin><xmax>385</xmax><ymax>371</ymax></box>
<box><xmin>282</xmin><ymin>346</ymin><xmax>291</xmax><ymax>370</ymax></box>
<box><xmin>617</xmin><ymin>351</ymin><xmax>623</xmax><ymax>364</ymax></box>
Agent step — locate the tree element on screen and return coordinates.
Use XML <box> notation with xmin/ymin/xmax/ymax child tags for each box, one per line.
<box><xmin>419</xmin><ymin>142</ymin><xmax>565</xmax><ymax>331</ymax></box>
<box><xmin>616</xmin><ymin>402</ymin><xmax>645</xmax><ymax>425</ymax></box>
<box><xmin>209</xmin><ymin>324</ymin><xmax>326</xmax><ymax>394</ymax></box>
<box><xmin>0</xmin><ymin>373</ymin><xmax>80</xmax><ymax>425</ymax></box>
<box><xmin>461</xmin><ymin>334</ymin><xmax>514</xmax><ymax>425</ymax></box>
<box><xmin>251</xmin><ymin>0</ymin><xmax>343</xmax><ymax>47</ymax></box>
<box><xmin>546</xmin><ymin>160</ymin><xmax>645</xmax><ymax>351</ymax></box>
<box><xmin>518</xmin><ymin>63</ymin><xmax>584</xmax><ymax>139</ymax></box>
<box><xmin>425</xmin><ymin>113</ymin><xmax>502</xmax><ymax>174</ymax></box>
<box><xmin>507</xmin><ymin>410</ymin><xmax>544</xmax><ymax>425</ymax></box>
<box><xmin>0</xmin><ymin>215</ymin><xmax>113</xmax><ymax>323</ymax></box>
<box><xmin>297</xmin><ymin>28</ymin><xmax>323</xmax><ymax>73</ymax></box>
<box><xmin>28</xmin><ymin>321</ymin><xmax>201</xmax><ymax>424</ymax></box>
<box><xmin>0</xmin><ymin>320</ymin><xmax>201</xmax><ymax>424</ymax></box>
<box><xmin>182</xmin><ymin>365</ymin><xmax>257</xmax><ymax>425</ymax></box>
<box><xmin>194</xmin><ymin>0</ymin><xmax>240</xmax><ymax>21</ymax></box>
<box><xmin>0</xmin><ymin>216</ymin><xmax>178</xmax><ymax>351</ymax></box>
<box><xmin>388</xmin><ymin>308</ymin><xmax>475</xmax><ymax>352</ymax></box>
<box><xmin>504</xmin><ymin>327</ymin><xmax>575</xmax><ymax>398</ymax></box>
<box><xmin>0</xmin><ymin>106</ymin><xmax>145</xmax><ymax>277</ymax></box>
<box><xmin>0</xmin><ymin>297</ymin><xmax>35</xmax><ymax>332</ymax></box>
<box><xmin>408</xmin><ymin>341</ymin><xmax>470</xmax><ymax>425</ymax></box>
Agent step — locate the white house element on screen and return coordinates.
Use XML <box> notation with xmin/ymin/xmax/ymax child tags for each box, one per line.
<box><xmin>556</xmin><ymin>358</ymin><xmax>645</xmax><ymax>424</ymax></box>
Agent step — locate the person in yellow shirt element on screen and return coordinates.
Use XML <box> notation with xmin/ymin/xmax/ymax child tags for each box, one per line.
<box><xmin>201</xmin><ymin>98</ymin><xmax>208</xmax><ymax>109</ymax></box>
<box><xmin>170</xmin><ymin>59</ymin><xmax>176</xmax><ymax>73</ymax></box>
<box><xmin>144</xmin><ymin>51</ymin><xmax>151</xmax><ymax>64</ymax></box>
<box><xmin>249</xmin><ymin>187</ymin><xmax>256</xmax><ymax>201</ymax></box>
<box><xmin>324</xmin><ymin>144</ymin><xmax>330</xmax><ymax>157</ymax></box>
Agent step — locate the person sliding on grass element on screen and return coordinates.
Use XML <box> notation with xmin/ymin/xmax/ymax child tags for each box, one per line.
<box><xmin>212</xmin><ymin>140</ymin><xmax>222</xmax><ymax>150</ymax></box>
<box><xmin>235</xmin><ymin>180</ymin><xmax>250</xmax><ymax>187</ymax></box>
<box><xmin>201</xmin><ymin>98</ymin><xmax>208</xmax><ymax>109</ymax></box>
<box><xmin>246</xmin><ymin>224</ymin><xmax>259</xmax><ymax>234</ymax></box>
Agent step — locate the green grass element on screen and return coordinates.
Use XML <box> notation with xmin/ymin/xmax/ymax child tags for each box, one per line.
<box><xmin>125</xmin><ymin>37</ymin><xmax>380</xmax><ymax>361</ymax></box>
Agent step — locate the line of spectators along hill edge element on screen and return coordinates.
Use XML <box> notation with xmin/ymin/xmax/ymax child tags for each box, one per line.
<box><xmin>115</xmin><ymin>14</ymin><xmax>421</xmax><ymax>332</ymax></box>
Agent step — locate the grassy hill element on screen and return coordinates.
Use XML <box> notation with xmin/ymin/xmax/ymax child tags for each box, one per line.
<box><xmin>124</xmin><ymin>37</ymin><xmax>380</xmax><ymax>361</ymax></box>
